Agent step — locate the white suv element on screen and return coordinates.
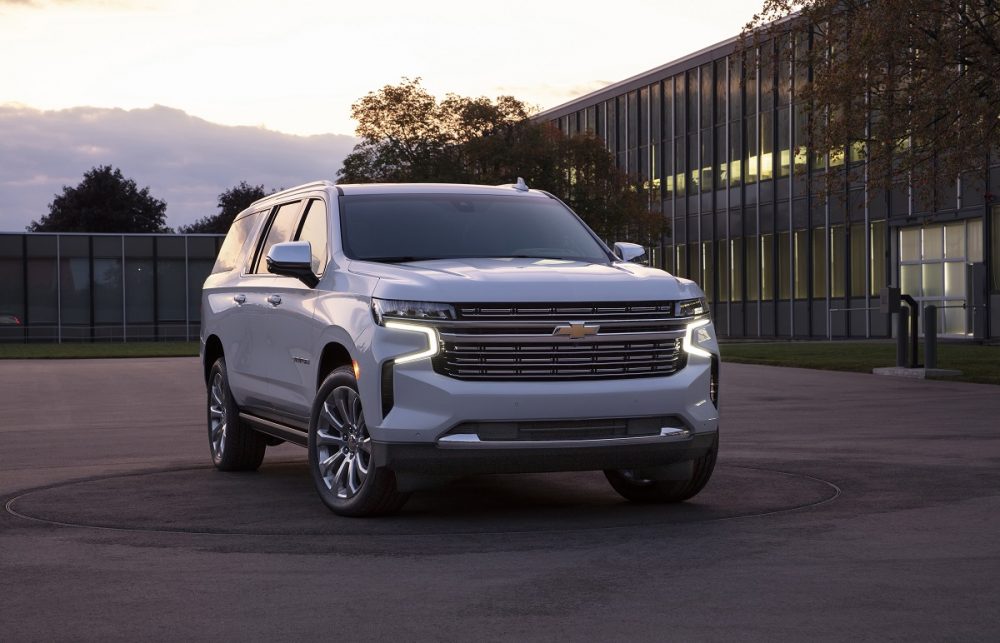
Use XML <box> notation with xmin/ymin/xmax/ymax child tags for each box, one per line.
<box><xmin>201</xmin><ymin>180</ymin><xmax>720</xmax><ymax>516</ymax></box>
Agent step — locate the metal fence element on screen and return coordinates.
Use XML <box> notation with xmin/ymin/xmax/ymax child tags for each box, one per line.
<box><xmin>0</xmin><ymin>232</ymin><xmax>225</xmax><ymax>343</ymax></box>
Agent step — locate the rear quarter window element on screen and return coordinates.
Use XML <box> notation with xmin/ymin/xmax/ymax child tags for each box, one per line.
<box><xmin>212</xmin><ymin>211</ymin><xmax>262</xmax><ymax>274</ymax></box>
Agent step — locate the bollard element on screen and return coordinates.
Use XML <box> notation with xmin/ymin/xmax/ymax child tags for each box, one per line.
<box><xmin>924</xmin><ymin>304</ymin><xmax>937</xmax><ymax>370</ymax></box>
<box><xmin>896</xmin><ymin>308</ymin><xmax>909</xmax><ymax>368</ymax></box>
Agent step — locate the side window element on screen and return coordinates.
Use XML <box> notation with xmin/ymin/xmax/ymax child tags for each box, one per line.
<box><xmin>295</xmin><ymin>199</ymin><xmax>329</xmax><ymax>274</ymax></box>
<box><xmin>212</xmin><ymin>211</ymin><xmax>261</xmax><ymax>274</ymax></box>
<box><xmin>252</xmin><ymin>201</ymin><xmax>304</xmax><ymax>274</ymax></box>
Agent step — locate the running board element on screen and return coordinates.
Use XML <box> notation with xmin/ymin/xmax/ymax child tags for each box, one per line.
<box><xmin>239</xmin><ymin>413</ymin><xmax>308</xmax><ymax>447</ymax></box>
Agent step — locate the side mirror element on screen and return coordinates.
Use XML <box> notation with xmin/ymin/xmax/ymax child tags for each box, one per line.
<box><xmin>267</xmin><ymin>241</ymin><xmax>318</xmax><ymax>287</ymax></box>
<box><xmin>613</xmin><ymin>241</ymin><xmax>646</xmax><ymax>263</ymax></box>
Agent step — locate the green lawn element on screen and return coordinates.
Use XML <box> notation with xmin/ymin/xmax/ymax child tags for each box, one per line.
<box><xmin>721</xmin><ymin>340</ymin><xmax>1000</xmax><ymax>385</ymax></box>
<box><xmin>0</xmin><ymin>341</ymin><xmax>199</xmax><ymax>359</ymax></box>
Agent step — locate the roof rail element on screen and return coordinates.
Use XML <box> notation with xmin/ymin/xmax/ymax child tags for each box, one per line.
<box><xmin>249</xmin><ymin>180</ymin><xmax>336</xmax><ymax>207</ymax></box>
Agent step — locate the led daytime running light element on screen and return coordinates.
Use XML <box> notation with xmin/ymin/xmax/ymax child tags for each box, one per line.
<box><xmin>385</xmin><ymin>321</ymin><xmax>440</xmax><ymax>364</ymax></box>
<box><xmin>683</xmin><ymin>318</ymin><xmax>713</xmax><ymax>358</ymax></box>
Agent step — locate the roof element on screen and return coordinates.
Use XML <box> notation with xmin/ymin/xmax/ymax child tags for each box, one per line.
<box><xmin>337</xmin><ymin>182</ymin><xmax>549</xmax><ymax>197</ymax></box>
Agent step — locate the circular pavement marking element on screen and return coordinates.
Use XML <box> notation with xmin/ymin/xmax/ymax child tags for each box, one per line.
<box><xmin>4</xmin><ymin>461</ymin><xmax>839</xmax><ymax>537</ymax></box>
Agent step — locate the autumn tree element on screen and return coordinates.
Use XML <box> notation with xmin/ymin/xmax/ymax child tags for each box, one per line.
<box><xmin>28</xmin><ymin>165</ymin><xmax>170</xmax><ymax>233</ymax></box>
<box><xmin>743</xmin><ymin>0</ymin><xmax>1000</xmax><ymax>202</ymax></box>
<box><xmin>179</xmin><ymin>181</ymin><xmax>270</xmax><ymax>233</ymax></box>
<box><xmin>338</xmin><ymin>78</ymin><xmax>659</xmax><ymax>244</ymax></box>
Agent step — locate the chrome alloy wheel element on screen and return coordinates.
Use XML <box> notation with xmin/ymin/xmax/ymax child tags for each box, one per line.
<box><xmin>315</xmin><ymin>386</ymin><xmax>371</xmax><ymax>499</ymax></box>
<box><xmin>209</xmin><ymin>372</ymin><xmax>228</xmax><ymax>460</ymax></box>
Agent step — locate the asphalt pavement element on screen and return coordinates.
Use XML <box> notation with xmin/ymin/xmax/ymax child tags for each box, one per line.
<box><xmin>1</xmin><ymin>357</ymin><xmax>998</xmax><ymax>641</ymax></box>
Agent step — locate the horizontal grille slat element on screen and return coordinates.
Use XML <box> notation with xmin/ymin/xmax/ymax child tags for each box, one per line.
<box><xmin>455</xmin><ymin>301</ymin><xmax>677</xmax><ymax>322</ymax></box>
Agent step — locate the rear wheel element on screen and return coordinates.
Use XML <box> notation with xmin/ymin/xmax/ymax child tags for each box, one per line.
<box><xmin>207</xmin><ymin>358</ymin><xmax>266</xmax><ymax>471</ymax></box>
<box><xmin>604</xmin><ymin>434</ymin><xmax>718</xmax><ymax>503</ymax></box>
<box><xmin>308</xmin><ymin>366</ymin><xmax>409</xmax><ymax>517</ymax></box>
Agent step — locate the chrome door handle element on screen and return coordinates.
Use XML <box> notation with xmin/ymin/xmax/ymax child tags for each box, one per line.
<box><xmin>267</xmin><ymin>294</ymin><xmax>282</xmax><ymax>306</ymax></box>
<box><xmin>233</xmin><ymin>294</ymin><xmax>246</xmax><ymax>305</ymax></box>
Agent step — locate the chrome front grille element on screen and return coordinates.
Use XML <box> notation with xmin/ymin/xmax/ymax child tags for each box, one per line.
<box><xmin>431</xmin><ymin>301</ymin><xmax>691</xmax><ymax>381</ymax></box>
<box><xmin>436</xmin><ymin>338</ymin><xmax>686</xmax><ymax>380</ymax></box>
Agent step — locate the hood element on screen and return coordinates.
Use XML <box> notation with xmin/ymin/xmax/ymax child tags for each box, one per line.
<box><xmin>350</xmin><ymin>257</ymin><xmax>704</xmax><ymax>302</ymax></box>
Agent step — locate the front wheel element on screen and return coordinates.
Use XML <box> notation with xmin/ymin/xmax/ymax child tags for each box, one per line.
<box><xmin>308</xmin><ymin>366</ymin><xmax>409</xmax><ymax>517</ymax></box>
<box><xmin>604</xmin><ymin>434</ymin><xmax>718</xmax><ymax>503</ymax></box>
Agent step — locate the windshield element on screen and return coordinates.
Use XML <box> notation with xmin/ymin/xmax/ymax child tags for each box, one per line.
<box><xmin>339</xmin><ymin>193</ymin><xmax>611</xmax><ymax>264</ymax></box>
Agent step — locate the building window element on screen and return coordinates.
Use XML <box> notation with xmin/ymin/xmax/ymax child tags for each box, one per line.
<box><xmin>992</xmin><ymin>207</ymin><xmax>1000</xmax><ymax>290</ymax></box>
<box><xmin>745</xmin><ymin>116</ymin><xmax>758</xmax><ymax>184</ymax></box>
<box><xmin>716</xmin><ymin>126</ymin><xmax>728</xmax><ymax>187</ymax></box>
<box><xmin>777</xmin><ymin>108</ymin><xmax>791</xmax><ymax>178</ymax></box>
<box><xmin>674</xmin><ymin>139</ymin><xmax>685</xmax><ymax>195</ymax></box>
<box><xmin>747</xmin><ymin>235</ymin><xmax>760</xmax><ymax>300</ymax></box>
<box><xmin>777</xmin><ymin>231</ymin><xmax>791</xmax><ymax>299</ymax></box>
<box><xmin>759</xmin><ymin>112</ymin><xmax>774</xmax><ymax>182</ymax></box>
<box><xmin>729</xmin><ymin>57</ymin><xmax>743</xmax><ymax>121</ymax></box>
<box><xmin>812</xmin><ymin>227</ymin><xmax>827</xmax><ymax>298</ymax></box>
<box><xmin>731</xmin><ymin>237</ymin><xmax>744</xmax><ymax>301</ymax></box>
<box><xmin>688</xmin><ymin>133</ymin><xmax>699</xmax><ymax>194</ymax></box>
<box><xmin>676</xmin><ymin>243</ymin><xmax>687</xmax><ymax>279</ymax></box>
<box><xmin>830</xmin><ymin>225</ymin><xmax>846</xmax><ymax>297</ymax></box>
<box><xmin>675</xmin><ymin>74</ymin><xmax>686</xmax><ymax>137</ymax></box>
<box><xmin>729</xmin><ymin>125</ymin><xmax>743</xmax><ymax>186</ymax></box>
<box><xmin>663</xmin><ymin>143</ymin><xmax>674</xmax><ymax>198</ymax></box>
<box><xmin>718</xmin><ymin>239</ymin><xmax>730</xmax><ymax>302</ymax></box>
<box><xmin>761</xmin><ymin>233</ymin><xmax>774</xmax><ymax>300</ymax></box>
<box><xmin>700</xmin><ymin>63</ymin><xmax>713</xmax><ymax>128</ymax></box>
<box><xmin>794</xmin><ymin>229</ymin><xmax>808</xmax><ymax>299</ymax></box>
<box><xmin>687</xmin><ymin>71</ymin><xmax>698</xmax><ymax>132</ymax></box>
<box><xmin>690</xmin><ymin>242</ymin><xmax>701</xmax><ymax>286</ymax></box>
<box><xmin>700</xmin><ymin>131</ymin><xmax>713</xmax><ymax>191</ymax></box>
<box><xmin>650</xmin><ymin>83</ymin><xmax>661</xmax><ymax>143</ymax></box>
<box><xmin>871</xmin><ymin>220</ymin><xmax>886</xmax><ymax>296</ymax></box>
<box><xmin>898</xmin><ymin>219</ymin><xmax>982</xmax><ymax>335</ymax></box>
<box><xmin>850</xmin><ymin>222</ymin><xmax>866</xmax><ymax>297</ymax></box>
<box><xmin>702</xmin><ymin>240</ymin><xmax>714</xmax><ymax>300</ymax></box>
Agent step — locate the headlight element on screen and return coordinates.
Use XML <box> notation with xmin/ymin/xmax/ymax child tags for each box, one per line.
<box><xmin>372</xmin><ymin>299</ymin><xmax>450</xmax><ymax>365</ymax></box>
<box><xmin>372</xmin><ymin>298</ymin><xmax>455</xmax><ymax>325</ymax></box>
<box><xmin>384</xmin><ymin>321</ymin><xmax>440</xmax><ymax>364</ymax></box>
<box><xmin>683</xmin><ymin>318</ymin><xmax>715</xmax><ymax>358</ymax></box>
<box><xmin>676</xmin><ymin>297</ymin><xmax>710</xmax><ymax>319</ymax></box>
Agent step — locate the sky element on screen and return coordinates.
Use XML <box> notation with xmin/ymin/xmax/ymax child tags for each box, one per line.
<box><xmin>0</xmin><ymin>0</ymin><xmax>760</xmax><ymax>230</ymax></box>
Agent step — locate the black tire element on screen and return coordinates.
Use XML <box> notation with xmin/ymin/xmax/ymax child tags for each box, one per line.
<box><xmin>308</xmin><ymin>365</ymin><xmax>409</xmax><ymax>517</ymax></box>
<box><xmin>604</xmin><ymin>434</ymin><xmax>718</xmax><ymax>503</ymax></box>
<box><xmin>207</xmin><ymin>358</ymin><xmax>266</xmax><ymax>471</ymax></box>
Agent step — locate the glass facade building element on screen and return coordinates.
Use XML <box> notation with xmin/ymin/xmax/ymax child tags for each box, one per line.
<box><xmin>0</xmin><ymin>233</ymin><xmax>224</xmax><ymax>342</ymax></box>
<box><xmin>538</xmin><ymin>37</ymin><xmax>1000</xmax><ymax>339</ymax></box>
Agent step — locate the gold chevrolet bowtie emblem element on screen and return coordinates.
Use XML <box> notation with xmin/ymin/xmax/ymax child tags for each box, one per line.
<box><xmin>553</xmin><ymin>322</ymin><xmax>600</xmax><ymax>339</ymax></box>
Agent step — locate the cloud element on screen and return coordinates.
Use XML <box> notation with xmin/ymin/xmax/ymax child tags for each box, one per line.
<box><xmin>0</xmin><ymin>104</ymin><xmax>357</xmax><ymax>231</ymax></box>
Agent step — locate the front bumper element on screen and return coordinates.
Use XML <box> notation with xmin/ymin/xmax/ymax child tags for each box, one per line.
<box><xmin>373</xmin><ymin>429</ymin><xmax>717</xmax><ymax>476</ymax></box>
<box><xmin>366</xmin><ymin>349</ymin><xmax>718</xmax><ymax>475</ymax></box>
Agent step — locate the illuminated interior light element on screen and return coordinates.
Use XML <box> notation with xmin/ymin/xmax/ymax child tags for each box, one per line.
<box><xmin>385</xmin><ymin>321</ymin><xmax>439</xmax><ymax>364</ymax></box>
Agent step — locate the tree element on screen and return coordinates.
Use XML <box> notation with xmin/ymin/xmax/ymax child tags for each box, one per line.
<box><xmin>179</xmin><ymin>181</ymin><xmax>269</xmax><ymax>233</ymax></box>
<box><xmin>28</xmin><ymin>165</ymin><xmax>170</xmax><ymax>233</ymax></box>
<box><xmin>743</xmin><ymin>0</ymin><xmax>1000</xmax><ymax>201</ymax></box>
<box><xmin>338</xmin><ymin>78</ymin><xmax>660</xmax><ymax>244</ymax></box>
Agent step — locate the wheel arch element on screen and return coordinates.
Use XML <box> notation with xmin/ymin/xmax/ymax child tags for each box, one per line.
<box><xmin>203</xmin><ymin>334</ymin><xmax>224</xmax><ymax>384</ymax></box>
<box><xmin>316</xmin><ymin>341</ymin><xmax>354</xmax><ymax>390</ymax></box>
